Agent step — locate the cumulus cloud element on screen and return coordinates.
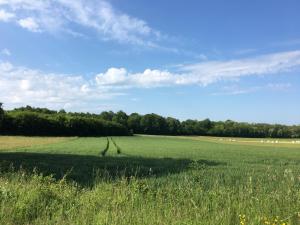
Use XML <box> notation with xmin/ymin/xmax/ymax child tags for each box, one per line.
<box><xmin>0</xmin><ymin>9</ymin><xmax>15</xmax><ymax>21</ymax></box>
<box><xmin>96</xmin><ymin>68</ymin><xmax>128</xmax><ymax>86</ymax></box>
<box><xmin>0</xmin><ymin>0</ymin><xmax>160</xmax><ymax>46</ymax></box>
<box><xmin>95</xmin><ymin>68</ymin><xmax>176</xmax><ymax>88</ymax></box>
<box><xmin>18</xmin><ymin>17</ymin><xmax>40</xmax><ymax>32</ymax></box>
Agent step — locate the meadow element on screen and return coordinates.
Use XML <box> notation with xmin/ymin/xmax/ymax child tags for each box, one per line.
<box><xmin>0</xmin><ymin>135</ymin><xmax>300</xmax><ymax>225</ymax></box>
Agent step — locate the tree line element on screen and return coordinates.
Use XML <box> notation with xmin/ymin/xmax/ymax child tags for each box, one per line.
<box><xmin>0</xmin><ymin>105</ymin><xmax>128</xmax><ymax>136</ymax></box>
<box><xmin>0</xmin><ymin>104</ymin><xmax>300</xmax><ymax>138</ymax></box>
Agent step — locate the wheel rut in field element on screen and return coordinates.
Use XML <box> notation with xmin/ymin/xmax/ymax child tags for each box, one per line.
<box><xmin>100</xmin><ymin>137</ymin><xmax>110</xmax><ymax>156</ymax></box>
<box><xmin>110</xmin><ymin>137</ymin><xmax>122</xmax><ymax>155</ymax></box>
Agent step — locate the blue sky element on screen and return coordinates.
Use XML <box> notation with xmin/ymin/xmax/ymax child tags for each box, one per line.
<box><xmin>0</xmin><ymin>0</ymin><xmax>300</xmax><ymax>124</ymax></box>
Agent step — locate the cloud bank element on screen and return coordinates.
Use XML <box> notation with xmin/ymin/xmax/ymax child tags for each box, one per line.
<box><xmin>1</xmin><ymin>50</ymin><xmax>300</xmax><ymax>110</ymax></box>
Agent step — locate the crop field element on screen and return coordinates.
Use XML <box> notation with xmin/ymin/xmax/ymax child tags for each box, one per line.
<box><xmin>0</xmin><ymin>135</ymin><xmax>300</xmax><ymax>225</ymax></box>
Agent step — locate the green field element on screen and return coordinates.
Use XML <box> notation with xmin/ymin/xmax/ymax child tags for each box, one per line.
<box><xmin>0</xmin><ymin>135</ymin><xmax>300</xmax><ymax>225</ymax></box>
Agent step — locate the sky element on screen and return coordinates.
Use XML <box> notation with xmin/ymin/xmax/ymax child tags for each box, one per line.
<box><xmin>0</xmin><ymin>0</ymin><xmax>300</xmax><ymax>125</ymax></box>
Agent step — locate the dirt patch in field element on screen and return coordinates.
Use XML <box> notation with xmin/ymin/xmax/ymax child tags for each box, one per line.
<box><xmin>0</xmin><ymin>136</ymin><xmax>72</xmax><ymax>150</ymax></box>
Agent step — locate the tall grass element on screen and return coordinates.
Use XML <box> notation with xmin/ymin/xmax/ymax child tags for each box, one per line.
<box><xmin>0</xmin><ymin>165</ymin><xmax>300</xmax><ymax>225</ymax></box>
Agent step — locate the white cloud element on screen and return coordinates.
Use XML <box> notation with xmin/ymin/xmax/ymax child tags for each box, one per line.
<box><xmin>0</xmin><ymin>9</ymin><xmax>15</xmax><ymax>22</ymax></box>
<box><xmin>18</xmin><ymin>17</ymin><xmax>40</xmax><ymax>32</ymax></box>
<box><xmin>95</xmin><ymin>50</ymin><xmax>300</xmax><ymax>87</ymax></box>
<box><xmin>0</xmin><ymin>0</ymin><xmax>160</xmax><ymax>46</ymax></box>
<box><xmin>178</xmin><ymin>50</ymin><xmax>300</xmax><ymax>85</ymax></box>
<box><xmin>0</xmin><ymin>61</ymin><xmax>123</xmax><ymax>111</ymax></box>
<box><xmin>96</xmin><ymin>68</ymin><xmax>128</xmax><ymax>85</ymax></box>
<box><xmin>1</xmin><ymin>48</ymin><xmax>11</xmax><ymax>56</ymax></box>
<box><xmin>95</xmin><ymin>68</ymin><xmax>176</xmax><ymax>88</ymax></box>
<box><xmin>132</xmin><ymin>69</ymin><xmax>175</xmax><ymax>87</ymax></box>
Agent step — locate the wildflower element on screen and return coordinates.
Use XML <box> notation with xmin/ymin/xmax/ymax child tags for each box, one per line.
<box><xmin>239</xmin><ymin>214</ymin><xmax>246</xmax><ymax>225</ymax></box>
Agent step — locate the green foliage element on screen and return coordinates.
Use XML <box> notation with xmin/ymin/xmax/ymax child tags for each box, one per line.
<box><xmin>1</xmin><ymin>110</ymin><xmax>129</xmax><ymax>136</ymax></box>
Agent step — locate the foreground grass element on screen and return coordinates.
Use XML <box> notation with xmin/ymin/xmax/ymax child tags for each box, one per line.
<box><xmin>0</xmin><ymin>135</ymin><xmax>300</xmax><ymax>224</ymax></box>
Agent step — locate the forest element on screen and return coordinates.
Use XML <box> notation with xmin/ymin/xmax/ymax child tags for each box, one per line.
<box><xmin>0</xmin><ymin>104</ymin><xmax>300</xmax><ymax>138</ymax></box>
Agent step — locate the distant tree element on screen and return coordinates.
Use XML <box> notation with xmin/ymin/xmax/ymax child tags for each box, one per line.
<box><xmin>0</xmin><ymin>103</ymin><xmax>3</xmax><ymax>117</ymax></box>
<box><xmin>25</xmin><ymin>105</ymin><xmax>33</xmax><ymax>111</ymax></box>
<box><xmin>268</xmin><ymin>128</ymin><xmax>275</xmax><ymax>138</ymax></box>
<box><xmin>140</xmin><ymin>114</ymin><xmax>167</xmax><ymax>134</ymax></box>
<box><xmin>112</xmin><ymin>111</ymin><xmax>128</xmax><ymax>126</ymax></box>
<box><xmin>128</xmin><ymin>113</ymin><xmax>142</xmax><ymax>133</ymax></box>
<box><xmin>0</xmin><ymin>103</ymin><xmax>4</xmax><ymax>130</ymax></box>
<box><xmin>59</xmin><ymin>109</ymin><xmax>66</xmax><ymax>114</ymax></box>
<box><xmin>181</xmin><ymin>120</ymin><xmax>197</xmax><ymax>135</ymax></box>
<box><xmin>292</xmin><ymin>126</ymin><xmax>300</xmax><ymax>138</ymax></box>
<box><xmin>200</xmin><ymin>119</ymin><xmax>212</xmax><ymax>131</ymax></box>
<box><xmin>207</xmin><ymin>122</ymin><xmax>225</xmax><ymax>136</ymax></box>
<box><xmin>166</xmin><ymin>117</ymin><xmax>181</xmax><ymax>135</ymax></box>
<box><xmin>99</xmin><ymin>111</ymin><xmax>114</xmax><ymax>121</ymax></box>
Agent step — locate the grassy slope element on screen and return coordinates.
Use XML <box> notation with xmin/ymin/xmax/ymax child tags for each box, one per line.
<box><xmin>0</xmin><ymin>135</ymin><xmax>300</xmax><ymax>225</ymax></box>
